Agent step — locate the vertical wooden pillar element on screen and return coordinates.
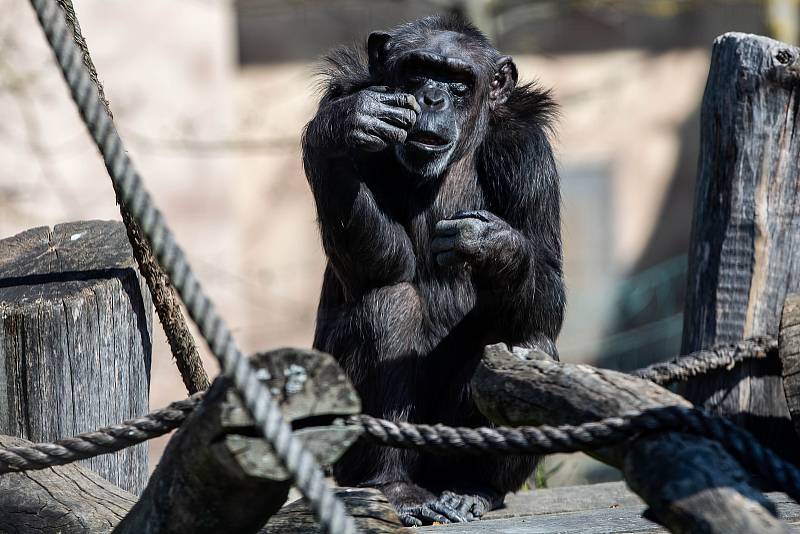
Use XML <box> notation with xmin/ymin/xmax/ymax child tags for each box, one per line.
<box><xmin>679</xmin><ymin>33</ymin><xmax>800</xmax><ymax>459</ymax></box>
<box><xmin>0</xmin><ymin>221</ymin><xmax>152</xmax><ymax>493</ymax></box>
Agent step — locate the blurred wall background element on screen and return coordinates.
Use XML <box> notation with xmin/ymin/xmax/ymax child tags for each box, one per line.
<box><xmin>0</xmin><ymin>0</ymin><xmax>796</xmax><ymax>486</ymax></box>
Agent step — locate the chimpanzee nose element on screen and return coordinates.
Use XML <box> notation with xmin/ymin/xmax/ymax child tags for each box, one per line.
<box><xmin>420</xmin><ymin>86</ymin><xmax>447</xmax><ymax>110</ymax></box>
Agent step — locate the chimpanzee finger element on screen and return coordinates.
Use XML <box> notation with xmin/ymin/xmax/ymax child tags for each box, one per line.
<box><xmin>435</xmin><ymin>218</ymin><xmax>481</xmax><ymax>240</ymax></box>
<box><xmin>435</xmin><ymin>250</ymin><xmax>466</xmax><ymax>266</ymax></box>
<box><xmin>363</xmin><ymin>117</ymin><xmax>408</xmax><ymax>144</ymax></box>
<box><xmin>376</xmin><ymin>104</ymin><xmax>417</xmax><ymax>129</ymax></box>
<box><xmin>366</xmin><ymin>85</ymin><xmax>391</xmax><ymax>93</ymax></box>
<box><xmin>434</xmin><ymin>219</ymin><xmax>461</xmax><ymax>237</ymax></box>
<box><xmin>448</xmin><ymin>210</ymin><xmax>493</xmax><ymax>222</ymax></box>
<box><xmin>373</xmin><ymin>92</ymin><xmax>421</xmax><ymax>113</ymax></box>
<box><xmin>431</xmin><ymin>235</ymin><xmax>458</xmax><ymax>254</ymax></box>
<box><xmin>398</xmin><ymin>513</ymin><xmax>423</xmax><ymax>527</ymax></box>
<box><xmin>453</xmin><ymin>497</ymin><xmax>477</xmax><ymax>519</ymax></box>
<box><xmin>413</xmin><ymin>505</ymin><xmax>451</xmax><ymax>524</ymax></box>
<box><xmin>349</xmin><ymin>130</ymin><xmax>386</xmax><ymax>152</ymax></box>
<box><xmin>428</xmin><ymin>500</ymin><xmax>470</xmax><ymax>523</ymax></box>
<box><xmin>438</xmin><ymin>493</ymin><xmax>471</xmax><ymax>520</ymax></box>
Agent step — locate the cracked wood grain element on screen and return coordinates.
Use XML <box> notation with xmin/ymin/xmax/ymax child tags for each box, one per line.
<box><xmin>780</xmin><ymin>294</ymin><xmax>800</xmax><ymax>438</ymax></box>
<box><xmin>0</xmin><ymin>221</ymin><xmax>152</xmax><ymax>495</ymax></box>
<box><xmin>678</xmin><ymin>32</ymin><xmax>800</xmax><ymax>463</ymax></box>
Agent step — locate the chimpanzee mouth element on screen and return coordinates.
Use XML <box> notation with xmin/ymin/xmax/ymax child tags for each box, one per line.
<box><xmin>407</xmin><ymin>131</ymin><xmax>453</xmax><ymax>152</ymax></box>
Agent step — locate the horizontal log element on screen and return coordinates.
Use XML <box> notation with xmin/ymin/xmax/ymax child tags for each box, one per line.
<box><xmin>472</xmin><ymin>343</ymin><xmax>790</xmax><ymax>533</ymax></box>
<box><xmin>0</xmin><ymin>435</ymin><xmax>136</xmax><ymax>534</ymax></box>
<box><xmin>263</xmin><ymin>488</ymin><xmax>403</xmax><ymax>533</ymax></box>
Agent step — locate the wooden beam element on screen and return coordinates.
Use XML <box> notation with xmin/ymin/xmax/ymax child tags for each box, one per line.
<box><xmin>473</xmin><ymin>343</ymin><xmax>790</xmax><ymax>533</ymax></box>
<box><xmin>263</xmin><ymin>488</ymin><xmax>403</xmax><ymax>533</ymax></box>
<box><xmin>0</xmin><ymin>435</ymin><xmax>136</xmax><ymax>533</ymax></box>
<box><xmin>115</xmin><ymin>348</ymin><xmax>363</xmax><ymax>534</ymax></box>
<box><xmin>0</xmin><ymin>221</ymin><xmax>152</xmax><ymax>494</ymax></box>
<box><xmin>677</xmin><ymin>32</ymin><xmax>800</xmax><ymax>462</ymax></box>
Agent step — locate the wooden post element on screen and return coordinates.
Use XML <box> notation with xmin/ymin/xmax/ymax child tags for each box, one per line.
<box><xmin>779</xmin><ymin>294</ymin><xmax>800</xmax><ymax>437</ymax></box>
<box><xmin>114</xmin><ymin>348</ymin><xmax>375</xmax><ymax>534</ymax></box>
<box><xmin>0</xmin><ymin>434</ymin><xmax>137</xmax><ymax>532</ymax></box>
<box><xmin>678</xmin><ymin>33</ymin><xmax>800</xmax><ymax>461</ymax></box>
<box><xmin>0</xmin><ymin>221</ymin><xmax>152</xmax><ymax>494</ymax></box>
<box><xmin>473</xmin><ymin>344</ymin><xmax>790</xmax><ymax>533</ymax></box>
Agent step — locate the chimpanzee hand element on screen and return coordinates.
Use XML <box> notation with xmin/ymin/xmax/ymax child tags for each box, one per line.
<box><xmin>432</xmin><ymin>210</ymin><xmax>526</xmax><ymax>270</ymax></box>
<box><xmin>342</xmin><ymin>86</ymin><xmax>420</xmax><ymax>152</ymax></box>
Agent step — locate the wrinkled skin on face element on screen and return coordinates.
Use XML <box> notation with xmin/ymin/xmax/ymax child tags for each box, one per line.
<box><xmin>302</xmin><ymin>14</ymin><xmax>564</xmax><ymax>528</ymax></box>
<box><xmin>365</xmin><ymin>28</ymin><xmax>515</xmax><ymax>181</ymax></box>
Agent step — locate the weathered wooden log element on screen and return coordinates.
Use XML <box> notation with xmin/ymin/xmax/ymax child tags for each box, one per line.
<box><xmin>473</xmin><ymin>344</ymin><xmax>790</xmax><ymax>533</ymax></box>
<box><xmin>677</xmin><ymin>33</ymin><xmax>800</xmax><ymax>461</ymax></box>
<box><xmin>263</xmin><ymin>488</ymin><xmax>403</xmax><ymax>533</ymax></box>
<box><xmin>780</xmin><ymin>294</ymin><xmax>800</xmax><ymax>438</ymax></box>
<box><xmin>0</xmin><ymin>434</ymin><xmax>137</xmax><ymax>533</ymax></box>
<box><xmin>114</xmin><ymin>348</ymin><xmax>367</xmax><ymax>534</ymax></box>
<box><xmin>0</xmin><ymin>221</ymin><xmax>152</xmax><ymax>494</ymax></box>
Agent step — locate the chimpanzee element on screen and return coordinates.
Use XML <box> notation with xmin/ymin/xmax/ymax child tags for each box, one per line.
<box><xmin>302</xmin><ymin>15</ymin><xmax>565</xmax><ymax>526</ymax></box>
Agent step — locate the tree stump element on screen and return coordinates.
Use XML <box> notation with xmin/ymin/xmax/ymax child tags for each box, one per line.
<box><xmin>0</xmin><ymin>221</ymin><xmax>152</xmax><ymax>494</ymax></box>
<box><xmin>678</xmin><ymin>33</ymin><xmax>800</xmax><ymax>461</ymax></box>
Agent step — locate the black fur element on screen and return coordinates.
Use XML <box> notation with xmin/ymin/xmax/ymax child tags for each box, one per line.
<box><xmin>302</xmin><ymin>15</ymin><xmax>565</xmax><ymax>526</ymax></box>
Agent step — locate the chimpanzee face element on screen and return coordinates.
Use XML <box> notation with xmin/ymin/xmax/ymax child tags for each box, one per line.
<box><xmin>392</xmin><ymin>52</ymin><xmax>475</xmax><ymax>178</ymax></box>
<box><xmin>369</xmin><ymin>30</ymin><xmax>517</xmax><ymax>180</ymax></box>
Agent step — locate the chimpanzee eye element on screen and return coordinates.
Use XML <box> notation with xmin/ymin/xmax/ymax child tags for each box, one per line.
<box><xmin>450</xmin><ymin>82</ymin><xmax>469</xmax><ymax>97</ymax></box>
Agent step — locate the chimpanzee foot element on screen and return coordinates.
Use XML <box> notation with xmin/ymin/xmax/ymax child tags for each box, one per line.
<box><xmin>436</xmin><ymin>490</ymin><xmax>493</xmax><ymax>521</ymax></box>
<box><xmin>396</xmin><ymin>498</ymin><xmax>473</xmax><ymax>526</ymax></box>
<box><xmin>396</xmin><ymin>501</ymin><xmax>458</xmax><ymax>527</ymax></box>
<box><xmin>396</xmin><ymin>491</ymin><xmax>494</xmax><ymax>526</ymax></box>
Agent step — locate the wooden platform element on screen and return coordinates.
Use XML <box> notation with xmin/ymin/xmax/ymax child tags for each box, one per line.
<box><xmin>417</xmin><ymin>482</ymin><xmax>800</xmax><ymax>533</ymax></box>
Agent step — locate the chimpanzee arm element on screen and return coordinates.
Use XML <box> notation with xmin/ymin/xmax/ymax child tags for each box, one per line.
<box><xmin>302</xmin><ymin>89</ymin><xmax>419</xmax><ymax>298</ymax></box>
<box><xmin>432</xmin><ymin>128</ymin><xmax>565</xmax><ymax>350</ymax></box>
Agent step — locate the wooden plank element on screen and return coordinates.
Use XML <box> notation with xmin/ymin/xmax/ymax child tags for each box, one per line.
<box><xmin>418</xmin><ymin>484</ymin><xmax>800</xmax><ymax>533</ymax></box>
<box><xmin>677</xmin><ymin>32</ymin><xmax>800</xmax><ymax>461</ymax></box>
<box><xmin>263</xmin><ymin>488</ymin><xmax>403</xmax><ymax>534</ymax></box>
<box><xmin>490</xmin><ymin>481</ymin><xmax>644</xmax><ymax>519</ymax></box>
<box><xmin>0</xmin><ymin>435</ymin><xmax>136</xmax><ymax>534</ymax></box>
<box><xmin>780</xmin><ymin>294</ymin><xmax>800</xmax><ymax>437</ymax></box>
<box><xmin>472</xmin><ymin>344</ymin><xmax>790</xmax><ymax>533</ymax></box>
<box><xmin>0</xmin><ymin>221</ymin><xmax>152</xmax><ymax>494</ymax></box>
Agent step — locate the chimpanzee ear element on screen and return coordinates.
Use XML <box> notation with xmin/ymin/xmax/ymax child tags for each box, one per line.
<box><xmin>490</xmin><ymin>55</ymin><xmax>518</xmax><ymax>107</ymax></box>
<box><xmin>368</xmin><ymin>32</ymin><xmax>392</xmax><ymax>77</ymax></box>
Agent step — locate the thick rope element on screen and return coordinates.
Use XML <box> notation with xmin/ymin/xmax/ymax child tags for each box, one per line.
<box><xmin>56</xmin><ymin>0</ymin><xmax>209</xmax><ymax>395</ymax></box>
<box><xmin>27</xmin><ymin>2</ymin><xmax>356</xmax><ymax>532</ymax></box>
<box><xmin>630</xmin><ymin>335</ymin><xmax>775</xmax><ymax>385</ymax></box>
<box><xmin>4</xmin><ymin>398</ymin><xmax>800</xmax><ymax>507</ymax></box>
<box><xmin>0</xmin><ymin>394</ymin><xmax>203</xmax><ymax>474</ymax></box>
<box><xmin>348</xmin><ymin>406</ymin><xmax>800</xmax><ymax>502</ymax></box>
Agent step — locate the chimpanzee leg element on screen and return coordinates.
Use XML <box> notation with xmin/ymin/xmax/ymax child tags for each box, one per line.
<box><xmin>322</xmin><ymin>282</ymin><xmax>441</xmax><ymax>523</ymax></box>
